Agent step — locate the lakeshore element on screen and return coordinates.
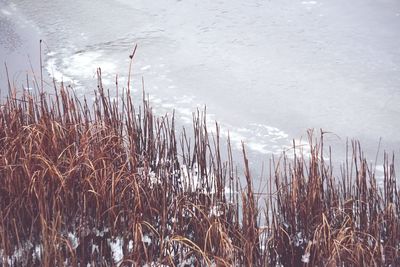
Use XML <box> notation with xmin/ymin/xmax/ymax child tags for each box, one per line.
<box><xmin>0</xmin><ymin>81</ymin><xmax>399</xmax><ymax>266</ymax></box>
<box><xmin>0</xmin><ymin>1</ymin><xmax>399</xmax><ymax>264</ymax></box>
<box><xmin>3</xmin><ymin>0</ymin><xmax>399</xmax><ymax>167</ymax></box>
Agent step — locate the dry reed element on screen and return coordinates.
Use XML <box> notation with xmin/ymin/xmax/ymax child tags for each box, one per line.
<box><xmin>0</xmin><ymin>72</ymin><xmax>398</xmax><ymax>266</ymax></box>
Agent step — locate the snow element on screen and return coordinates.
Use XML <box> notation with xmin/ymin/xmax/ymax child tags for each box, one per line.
<box><xmin>301</xmin><ymin>1</ymin><xmax>317</xmax><ymax>5</ymax></box>
<box><xmin>141</xmin><ymin>65</ymin><xmax>152</xmax><ymax>71</ymax></box>
<box><xmin>110</xmin><ymin>237</ymin><xmax>124</xmax><ymax>264</ymax></box>
<box><xmin>301</xmin><ymin>252</ymin><xmax>310</xmax><ymax>263</ymax></box>
<box><xmin>67</xmin><ymin>232</ymin><xmax>79</xmax><ymax>249</ymax></box>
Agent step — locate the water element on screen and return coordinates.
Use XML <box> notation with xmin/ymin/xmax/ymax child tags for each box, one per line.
<box><xmin>2</xmin><ymin>0</ymin><xmax>400</xmax><ymax>176</ymax></box>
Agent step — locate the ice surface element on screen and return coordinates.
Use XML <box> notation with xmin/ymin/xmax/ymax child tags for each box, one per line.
<box><xmin>7</xmin><ymin>0</ymin><xmax>400</xmax><ymax>173</ymax></box>
<box><xmin>1</xmin><ymin>9</ymin><xmax>11</xmax><ymax>16</ymax></box>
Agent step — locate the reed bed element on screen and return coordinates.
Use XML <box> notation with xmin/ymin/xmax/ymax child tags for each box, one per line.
<box><xmin>0</xmin><ymin>74</ymin><xmax>399</xmax><ymax>266</ymax></box>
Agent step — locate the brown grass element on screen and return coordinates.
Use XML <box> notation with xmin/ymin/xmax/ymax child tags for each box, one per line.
<box><xmin>0</xmin><ymin>72</ymin><xmax>399</xmax><ymax>266</ymax></box>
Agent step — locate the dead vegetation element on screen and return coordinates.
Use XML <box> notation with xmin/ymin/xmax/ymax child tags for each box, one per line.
<box><xmin>0</xmin><ymin>73</ymin><xmax>399</xmax><ymax>266</ymax></box>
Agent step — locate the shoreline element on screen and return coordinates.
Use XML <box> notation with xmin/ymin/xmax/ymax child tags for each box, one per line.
<box><xmin>0</xmin><ymin>80</ymin><xmax>399</xmax><ymax>266</ymax></box>
<box><xmin>1</xmin><ymin>0</ymin><xmax>398</xmax><ymax>181</ymax></box>
<box><xmin>0</xmin><ymin>0</ymin><xmax>41</xmax><ymax>97</ymax></box>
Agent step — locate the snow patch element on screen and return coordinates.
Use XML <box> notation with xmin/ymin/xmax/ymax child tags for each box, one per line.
<box><xmin>140</xmin><ymin>65</ymin><xmax>151</xmax><ymax>71</ymax></box>
<box><xmin>64</xmin><ymin>51</ymin><xmax>117</xmax><ymax>78</ymax></box>
<box><xmin>46</xmin><ymin>58</ymin><xmax>77</xmax><ymax>84</ymax></box>
<box><xmin>247</xmin><ymin>142</ymin><xmax>272</xmax><ymax>154</ymax></box>
<box><xmin>174</xmin><ymin>95</ymin><xmax>195</xmax><ymax>104</ymax></box>
<box><xmin>110</xmin><ymin>237</ymin><xmax>124</xmax><ymax>264</ymax></box>
<box><xmin>301</xmin><ymin>252</ymin><xmax>310</xmax><ymax>263</ymax></box>
<box><xmin>67</xmin><ymin>232</ymin><xmax>79</xmax><ymax>249</ymax></box>
<box><xmin>301</xmin><ymin>1</ymin><xmax>317</xmax><ymax>4</ymax></box>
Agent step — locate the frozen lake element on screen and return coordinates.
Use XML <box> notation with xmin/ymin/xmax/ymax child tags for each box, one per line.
<box><xmin>1</xmin><ymin>0</ymin><xmax>400</xmax><ymax>172</ymax></box>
